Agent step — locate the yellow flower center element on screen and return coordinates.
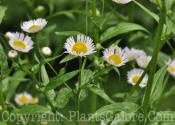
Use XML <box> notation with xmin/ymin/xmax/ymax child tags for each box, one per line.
<box><xmin>30</xmin><ymin>98</ymin><xmax>38</xmax><ymax>104</ymax></box>
<box><xmin>108</xmin><ymin>54</ymin><xmax>122</xmax><ymax>65</ymax></box>
<box><xmin>169</xmin><ymin>65</ymin><xmax>175</xmax><ymax>72</ymax></box>
<box><xmin>13</xmin><ymin>40</ymin><xmax>26</xmax><ymax>49</ymax></box>
<box><xmin>132</xmin><ymin>75</ymin><xmax>143</xmax><ymax>84</ymax></box>
<box><xmin>72</xmin><ymin>42</ymin><xmax>88</xmax><ymax>54</ymax></box>
<box><xmin>29</xmin><ymin>25</ymin><xmax>40</xmax><ymax>30</ymax></box>
<box><xmin>18</xmin><ymin>96</ymin><xmax>29</xmax><ymax>104</ymax></box>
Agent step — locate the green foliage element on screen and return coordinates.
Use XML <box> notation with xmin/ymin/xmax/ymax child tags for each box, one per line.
<box><xmin>100</xmin><ymin>23</ymin><xmax>149</xmax><ymax>43</ymax></box>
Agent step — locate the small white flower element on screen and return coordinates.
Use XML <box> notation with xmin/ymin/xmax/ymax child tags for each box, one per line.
<box><xmin>166</xmin><ymin>59</ymin><xmax>175</xmax><ymax>76</ymax></box>
<box><xmin>42</xmin><ymin>47</ymin><xmax>52</xmax><ymax>56</ymax></box>
<box><xmin>21</xmin><ymin>18</ymin><xmax>47</xmax><ymax>33</ymax></box>
<box><xmin>112</xmin><ymin>0</ymin><xmax>131</xmax><ymax>4</ymax></box>
<box><xmin>9</xmin><ymin>32</ymin><xmax>33</xmax><ymax>53</ymax></box>
<box><xmin>64</xmin><ymin>34</ymin><xmax>96</xmax><ymax>57</ymax></box>
<box><xmin>136</xmin><ymin>55</ymin><xmax>152</xmax><ymax>68</ymax></box>
<box><xmin>15</xmin><ymin>92</ymin><xmax>32</xmax><ymax>106</ymax></box>
<box><xmin>124</xmin><ymin>47</ymin><xmax>146</xmax><ymax>61</ymax></box>
<box><xmin>127</xmin><ymin>68</ymin><xmax>148</xmax><ymax>88</ymax></box>
<box><xmin>103</xmin><ymin>46</ymin><xmax>128</xmax><ymax>67</ymax></box>
<box><xmin>0</xmin><ymin>105</ymin><xmax>2</xmax><ymax>111</ymax></box>
<box><xmin>8</xmin><ymin>50</ymin><xmax>18</xmax><ymax>59</ymax></box>
<box><xmin>5</xmin><ymin>32</ymin><xmax>15</xmax><ymax>39</ymax></box>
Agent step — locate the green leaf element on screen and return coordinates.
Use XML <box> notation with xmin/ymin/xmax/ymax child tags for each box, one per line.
<box><xmin>150</xmin><ymin>65</ymin><xmax>167</xmax><ymax>103</ymax></box>
<box><xmin>0</xmin><ymin>122</ymin><xmax>7</xmax><ymax>125</ymax></box>
<box><xmin>45</xmin><ymin>70</ymin><xmax>79</xmax><ymax>90</ymax></box>
<box><xmin>56</xmin><ymin>88</ymin><xmax>73</xmax><ymax>109</ymax></box>
<box><xmin>6</xmin><ymin>71</ymin><xmax>26</xmax><ymax>102</ymax></box>
<box><xmin>60</xmin><ymin>55</ymin><xmax>77</xmax><ymax>64</ymax></box>
<box><xmin>0</xmin><ymin>44</ymin><xmax>8</xmax><ymax>79</ymax></box>
<box><xmin>163</xmin><ymin>85</ymin><xmax>175</xmax><ymax>99</ymax></box>
<box><xmin>100</xmin><ymin>23</ymin><xmax>149</xmax><ymax>43</ymax></box>
<box><xmin>81</xmin><ymin>69</ymin><xmax>94</xmax><ymax>85</ymax></box>
<box><xmin>133</xmin><ymin>0</ymin><xmax>159</xmax><ymax>22</ymax></box>
<box><xmin>0</xmin><ymin>6</ymin><xmax>7</xmax><ymax>24</ymax></box>
<box><xmin>41</xmin><ymin>65</ymin><xmax>50</xmax><ymax>86</ymax></box>
<box><xmin>89</xmin><ymin>86</ymin><xmax>116</xmax><ymax>104</ymax></box>
<box><xmin>89</xmin><ymin>102</ymin><xmax>139</xmax><ymax>120</ymax></box>
<box><xmin>12</xmin><ymin>105</ymin><xmax>51</xmax><ymax>114</ymax></box>
<box><xmin>55</xmin><ymin>31</ymin><xmax>82</xmax><ymax>36</ymax></box>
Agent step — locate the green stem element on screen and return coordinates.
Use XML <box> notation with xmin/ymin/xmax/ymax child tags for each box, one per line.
<box><xmin>92</xmin><ymin>0</ymin><xmax>96</xmax><ymax>18</ymax></box>
<box><xmin>141</xmin><ymin>1</ymin><xmax>166</xmax><ymax>124</ymax></box>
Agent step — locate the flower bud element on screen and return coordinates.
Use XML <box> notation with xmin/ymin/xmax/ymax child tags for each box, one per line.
<box><xmin>35</xmin><ymin>5</ymin><xmax>44</xmax><ymax>13</ymax></box>
<box><xmin>8</xmin><ymin>50</ymin><xmax>18</xmax><ymax>59</ymax></box>
<box><xmin>41</xmin><ymin>47</ymin><xmax>52</xmax><ymax>56</ymax></box>
<box><xmin>5</xmin><ymin>32</ymin><xmax>15</xmax><ymax>39</ymax></box>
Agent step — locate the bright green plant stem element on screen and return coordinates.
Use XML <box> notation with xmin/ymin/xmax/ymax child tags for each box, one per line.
<box><xmin>86</xmin><ymin>0</ymin><xmax>89</xmax><ymax>35</ymax></box>
<box><xmin>141</xmin><ymin>0</ymin><xmax>166</xmax><ymax>124</ymax></box>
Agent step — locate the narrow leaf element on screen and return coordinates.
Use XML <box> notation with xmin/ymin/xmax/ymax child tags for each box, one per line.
<box><xmin>89</xmin><ymin>86</ymin><xmax>116</xmax><ymax>104</ymax></box>
<box><xmin>0</xmin><ymin>6</ymin><xmax>7</xmax><ymax>24</ymax></box>
<box><xmin>60</xmin><ymin>55</ymin><xmax>77</xmax><ymax>64</ymax></box>
<box><xmin>100</xmin><ymin>23</ymin><xmax>149</xmax><ymax>43</ymax></box>
<box><xmin>45</xmin><ymin>70</ymin><xmax>79</xmax><ymax>90</ymax></box>
<box><xmin>55</xmin><ymin>31</ymin><xmax>82</xmax><ymax>36</ymax></box>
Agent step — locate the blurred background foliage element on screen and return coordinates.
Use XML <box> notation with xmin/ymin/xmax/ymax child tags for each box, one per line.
<box><xmin>1</xmin><ymin>0</ymin><xmax>175</xmax><ymax>125</ymax></box>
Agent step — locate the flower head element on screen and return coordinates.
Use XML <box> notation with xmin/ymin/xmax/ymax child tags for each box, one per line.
<box><xmin>136</xmin><ymin>55</ymin><xmax>152</xmax><ymax>68</ymax></box>
<box><xmin>166</xmin><ymin>59</ymin><xmax>175</xmax><ymax>76</ymax></box>
<box><xmin>9</xmin><ymin>32</ymin><xmax>33</xmax><ymax>53</ymax></box>
<box><xmin>8</xmin><ymin>50</ymin><xmax>18</xmax><ymax>59</ymax></box>
<box><xmin>15</xmin><ymin>92</ymin><xmax>32</xmax><ymax>106</ymax></box>
<box><xmin>127</xmin><ymin>68</ymin><xmax>148</xmax><ymax>88</ymax></box>
<box><xmin>64</xmin><ymin>34</ymin><xmax>96</xmax><ymax>57</ymax></box>
<box><xmin>21</xmin><ymin>18</ymin><xmax>47</xmax><ymax>33</ymax></box>
<box><xmin>41</xmin><ymin>47</ymin><xmax>52</xmax><ymax>56</ymax></box>
<box><xmin>112</xmin><ymin>0</ymin><xmax>131</xmax><ymax>4</ymax></box>
<box><xmin>103</xmin><ymin>47</ymin><xmax>128</xmax><ymax>67</ymax></box>
<box><xmin>124</xmin><ymin>47</ymin><xmax>146</xmax><ymax>61</ymax></box>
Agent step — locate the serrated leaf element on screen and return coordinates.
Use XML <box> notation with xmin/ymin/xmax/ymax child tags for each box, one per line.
<box><xmin>81</xmin><ymin>69</ymin><xmax>94</xmax><ymax>85</ymax></box>
<box><xmin>0</xmin><ymin>6</ymin><xmax>7</xmax><ymax>24</ymax></box>
<box><xmin>89</xmin><ymin>102</ymin><xmax>139</xmax><ymax>120</ymax></box>
<box><xmin>60</xmin><ymin>55</ymin><xmax>77</xmax><ymax>64</ymax></box>
<box><xmin>45</xmin><ymin>70</ymin><xmax>79</xmax><ymax>90</ymax></box>
<box><xmin>100</xmin><ymin>23</ymin><xmax>149</xmax><ymax>43</ymax></box>
<box><xmin>41</xmin><ymin>65</ymin><xmax>50</xmax><ymax>86</ymax></box>
<box><xmin>55</xmin><ymin>31</ymin><xmax>82</xmax><ymax>36</ymax></box>
<box><xmin>56</xmin><ymin>88</ymin><xmax>73</xmax><ymax>109</ymax></box>
<box><xmin>12</xmin><ymin>105</ymin><xmax>51</xmax><ymax>114</ymax></box>
<box><xmin>89</xmin><ymin>86</ymin><xmax>115</xmax><ymax>104</ymax></box>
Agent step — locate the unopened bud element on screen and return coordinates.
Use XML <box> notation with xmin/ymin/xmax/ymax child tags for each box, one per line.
<box><xmin>8</xmin><ymin>50</ymin><xmax>18</xmax><ymax>59</ymax></box>
<box><xmin>42</xmin><ymin>47</ymin><xmax>52</xmax><ymax>56</ymax></box>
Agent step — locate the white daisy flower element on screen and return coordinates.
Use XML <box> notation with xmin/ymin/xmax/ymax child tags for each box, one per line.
<box><xmin>9</xmin><ymin>32</ymin><xmax>33</xmax><ymax>53</ymax></box>
<box><xmin>103</xmin><ymin>46</ymin><xmax>128</xmax><ymax>67</ymax></box>
<box><xmin>41</xmin><ymin>47</ymin><xmax>52</xmax><ymax>56</ymax></box>
<box><xmin>64</xmin><ymin>34</ymin><xmax>96</xmax><ymax>57</ymax></box>
<box><xmin>21</xmin><ymin>18</ymin><xmax>47</xmax><ymax>33</ymax></box>
<box><xmin>166</xmin><ymin>59</ymin><xmax>175</xmax><ymax>76</ymax></box>
<box><xmin>112</xmin><ymin>0</ymin><xmax>131</xmax><ymax>4</ymax></box>
<box><xmin>15</xmin><ymin>92</ymin><xmax>32</xmax><ymax>106</ymax></box>
<box><xmin>8</xmin><ymin>50</ymin><xmax>18</xmax><ymax>59</ymax></box>
<box><xmin>29</xmin><ymin>98</ymin><xmax>39</xmax><ymax>104</ymax></box>
<box><xmin>136</xmin><ymin>55</ymin><xmax>152</xmax><ymax>68</ymax></box>
<box><xmin>124</xmin><ymin>47</ymin><xmax>146</xmax><ymax>61</ymax></box>
<box><xmin>5</xmin><ymin>32</ymin><xmax>15</xmax><ymax>39</ymax></box>
<box><xmin>127</xmin><ymin>68</ymin><xmax>148</xmax><ymax>88</ymax></box>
